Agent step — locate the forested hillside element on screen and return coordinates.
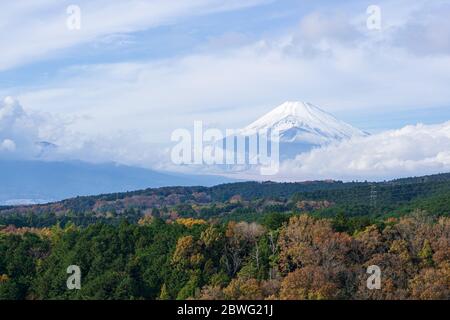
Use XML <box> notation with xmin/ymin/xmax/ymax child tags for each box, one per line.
<box><xmin>1</xmin><ymin>173</ymin><xmax>449</xmax><ymax>228</ymax></box>
<box><xmin>0</xmin><ymin>173</ymin><xmax>449</xmax><ymax>300</ymax></box>
<box><xmin>0</xmin><ymin>213</ymin><xmax>448</xmax><ymax>300</ymax></box>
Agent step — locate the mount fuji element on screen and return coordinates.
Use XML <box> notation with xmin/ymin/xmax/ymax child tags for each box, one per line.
<box><xmin>240</xmin><ymin>101</ymin><xmax>368</xmax><ymax>159</ymax></box>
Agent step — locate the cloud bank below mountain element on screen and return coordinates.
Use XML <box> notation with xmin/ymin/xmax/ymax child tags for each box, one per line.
<box><xmin>276</xmin><ymin>121</ymin><xmax>450</xmax><ymax>181</ymax></box>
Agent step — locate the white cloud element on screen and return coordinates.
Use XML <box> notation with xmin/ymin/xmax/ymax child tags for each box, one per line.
<box><xmin>389</xmin><ymin>1</ymin><xmax>450</xmax><ymax>56</ymax></box>
<box><xmin>277</xmin><ymin>121</ymin><xmax>450</xmax><ymax>181</ymax></box>
<box><xmin>17</xmin><ymin>29</ymin><xmax>450</xmax><ymax>144</ymax></box>
<box><xmin>0</xmin><ymin>96</ymin><xmax>39</xmax><ymax>158</ymax></box>
<box><xmin>0</xmin><ymin>0</ymin><xmax>271</xmax><ymax>71</ymax></box>
<box><xmin>0</xmin><ymin>96</ymin><xmax>168</xmax><ymax>166</ymax></box>
<box><xmin>0</xmin><ymin>139</ymin><xmax>16</xmax><ymax>152</ymax></box>
<box><xmin>10</xmin><ymin>1</ymin><xmax>450</xmax><ymax>142</ymax></box>
<box><xmin>0</xmin><ymin>96</ymin><xmax>65</xmax><ymax>159</ymax></box>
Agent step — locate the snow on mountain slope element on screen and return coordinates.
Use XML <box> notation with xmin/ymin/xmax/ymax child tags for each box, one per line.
<box><xmin>241</xmin><ymin>101</ymin><xmax>367</xmax><ymax>145</ymax></box>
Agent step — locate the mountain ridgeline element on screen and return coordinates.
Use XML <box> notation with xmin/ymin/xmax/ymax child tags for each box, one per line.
<box><xmin>1</xmin><ymin>172</ymin><xmax>449</xmax><ymax>228</ymax></box>
<box><xmin>0</xmin><ymin>159</ymin><xmax>235</xmax><ymax>205</ymax></box>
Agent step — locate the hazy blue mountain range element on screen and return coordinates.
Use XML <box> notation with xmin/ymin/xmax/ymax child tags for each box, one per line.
<box><xmin>0</xmin><ymin>160</ymin><xmax>235</xmax><ymax>205</ymax></box>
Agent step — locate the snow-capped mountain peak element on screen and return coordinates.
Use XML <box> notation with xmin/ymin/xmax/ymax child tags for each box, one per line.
<box><xmin>241</xmin><ymin>101</ymin><xmax>367</xmax><ymax>145</ymax></box>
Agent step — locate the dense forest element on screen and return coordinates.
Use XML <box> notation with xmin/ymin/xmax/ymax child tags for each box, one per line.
<box><xmin>0</xmin><ymin>173</ymin><xmax>449</xmax><ymax>300</ymax></box>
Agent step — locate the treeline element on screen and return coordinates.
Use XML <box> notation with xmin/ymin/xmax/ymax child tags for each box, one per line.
<box><xmin>0</xmin><ymin>209</ymin><xmax>143</xmax><ymax>229</ymax></box>
<box><xmin>1</xmin><ymin>185</ymin><xmax>449</xmax><ymax>230</ymax></box>
<box><xmin>3</xmin><ymin>173</ymin><xmax>450</xmax><ymax>219</ymax></box>
<box><xmin>0</xmin><ymin>211</ymin><xmax>448</xmax><ymax>300</ymax></box>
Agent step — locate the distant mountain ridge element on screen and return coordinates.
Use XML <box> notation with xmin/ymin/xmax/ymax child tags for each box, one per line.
<box><xmin>2</xmin><ymin>172</ymin><xmax>449</xmax><ymax>218</ymax></box>
<box><xmin>0</xmin><ymin>159</ymin><xmax>236</xmax><ymax>205</ymax></box>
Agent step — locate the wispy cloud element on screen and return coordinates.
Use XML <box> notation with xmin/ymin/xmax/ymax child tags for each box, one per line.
<box><xmin>0</xmin><ymin>0</ymin><xmax>271</xmax><ymax>71</ymax></box>
<box><xmin>17</xmin><ymin>17</ymin><xmax>450</xmax><ymax>143</ymax></box>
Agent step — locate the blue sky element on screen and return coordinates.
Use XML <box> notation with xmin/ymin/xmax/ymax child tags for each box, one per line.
<box><xmin>0</xmin><ymin>0</ymin><xmax>317</xmax><ymax>92</ymax></box>
<box><xmin>1</xmin><ymin>0</ymin><xmax>450</xmax><ymax>177</ymax></box>
<box><xmin>2</xmin><ymin>1</ymin><xmax>449</xmax><ymax>125</ymax></box>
